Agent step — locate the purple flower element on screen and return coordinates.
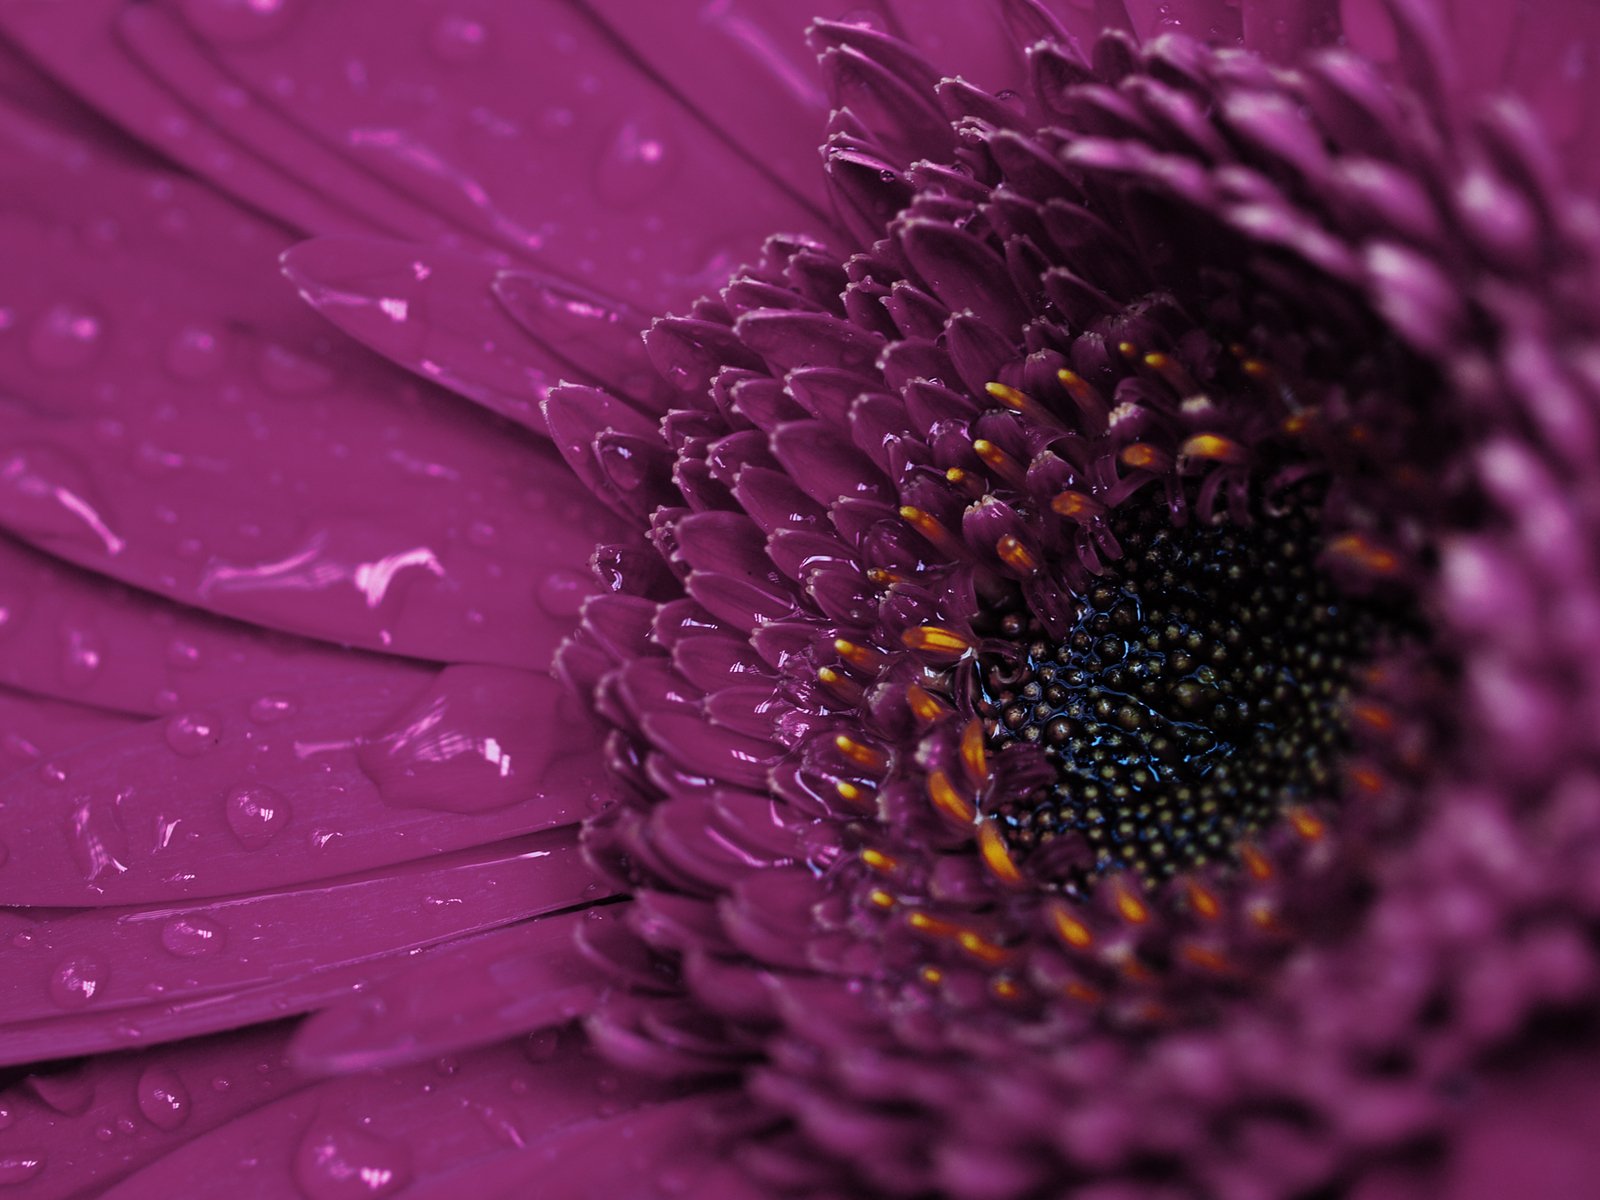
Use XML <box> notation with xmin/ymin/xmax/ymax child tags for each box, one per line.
<box><xmin>2</xmin><ymin>1</ymin><xmax>1599</xmax><ymax>1197</ymax></box>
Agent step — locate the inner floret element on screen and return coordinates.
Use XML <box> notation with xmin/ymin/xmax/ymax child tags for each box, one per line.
<box><xmin>975</xmin><ymin>491</ymin><xmax>1386</xmax><ymax>891</ymax></box>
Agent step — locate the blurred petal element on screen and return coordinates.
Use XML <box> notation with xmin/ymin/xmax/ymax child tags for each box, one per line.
<box><xmin>0</xmin><ymin>669</ymin><xmax>601</xmax><ymax>906</ymax></box>
<box><xmin>0</xmin><ymin>830</ymin><xmax>602</xmax><ymax>1064</ymax></box>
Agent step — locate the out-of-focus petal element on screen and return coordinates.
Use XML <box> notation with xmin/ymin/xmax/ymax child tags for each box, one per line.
<box><xmin>94</xmin><ymin>1035</ymin><xmax>685</xmax><ymax>1200</ymax></box>
<box><xmin>290</xmin><ymin>911</ymin><xmax>603</xmax><ymax>1074</ymax></box>
<box><xmin>1</xmin><ymin>0</ymin><xmax>825</xmax><ymax>312</ymax></box>
<box><xmin>0</xmin><ymin>684</ymin><xmax>139</xmax><ymax>772</ymax></box>
<box><xmin>0</xmin><ymin>830</ymin><xmax>603</xmax><ymax>1064</ymax></box>
<box><xmin>0</xmin><ymin>668</ymin><xmax>603</xmax><ymax>907</ymax></box>
<box><xmin>0</xmin><ymin>534</ymin><xmax>426</xmax><ymax>718</ymax></box>
<box><xmin>0</xmin><ymin>1023</ymin><xmax>304</xmax><ymax>1199</ymax></box>
<box><xmin>0</xmin><ymin>89</ymin><xmax>624</xmax><ymax>667</ymax></box>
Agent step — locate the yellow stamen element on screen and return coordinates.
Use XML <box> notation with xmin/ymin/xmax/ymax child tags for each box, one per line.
<box><xmin>1056</xmin><ymin>368</ymin><xmax>1103</xmax><ymax>411</ymax></box>
<box><xmin>900</xmin><ymin>505</ymin><xmax>963</xmax><ymax>556</ymax></box>
<box><xmin>926</xmin><ymin>769</ymin><xmax>977</xmax><ymax>824</ymax></box>
<box><xmin>817</xmin><ymin>666</ymin><xmax>863</xmax><ymax>703</ymax></box>
<box><xmin>1047</xmin><ymin>901</ymin><xmax>1095</xmax><ymax>950</ymax></box>
<box><xmin>1051</xmin><ymin>490</ymin><xmax>1105</xmax><ymax>521</ymax></box>
<box><xmin>861</xmin><ymin>848</ymin><xmax>898</xmax><ymax>873</ymax></box>
<box><xmin>1180</xmin><ymin>944</ymin><xmax>1232</xmax><ymax>974</ymax></box>
<box><xmin>835</xmin><ymin>780</ymin><xmax>870</xmax><ymax>807</ymax></box>
<box><xmin>996</xmin><ymin>534</ymin><xmax>1039</xmax><ymax>574</ymax></box>
<box><xmin>1186</xmin><ymin>883</ymin><xmax>1222</xmax><ymax>921</ymax></box>
<box><xmin>918</xmin><ymin>965</ymin><xmax>944</xmax><ymax>987</ymax></box>
<box><xmin>833</xmin><ymin>638</ymin><xmax>882</xmax><ymax>670</ymax></box>
<box><xmin>1110</xmin><ymin>880</ymin><xmax>1151</xmax><ymax>925</ymax></box>
<box><xmin>956</xmin><ymin>929</ymin><xmax>1013</xmax><ymax>966</ymax></box>
<box><xmin>1287</xmin><ymin>807</ymin><xmax>1327</xmax><ymax>842</ymax></box>
<box><xmin>834</xmin><ymin>734</ymin><xmax>889</xmax><ymax>772</ymax></box>
<box><xmin>985</xmin><ymin>381</ymin><xmax>1030</xmax><ymax>411</ymax></box>
<box><xmin>972</xmin><ymin>439</ymin><xmax>1026</xmax><ymax>488</ymax></box>
<box><xmin>990</xmin><ymin>977</ymin><xmax>1022</xmax><ymax>1001</ymax></box>
<box><xmin>1117</xmin><ymin>340</ymin><xmax>1139</xmax><ymax>359</ymax></box>
<box><xmin>1239</xmin><ymin>843</ymin><xmax>1274</xmax><ymax>881</ymax></box>
<box><xmin>1348</xmin><ymin>700</ymin><xmax>1395</xmax><ymax>733</ymax></box>
<box><xmin>976</xmin><ymin>820</ymin><xmax>1025</xmax><ymax>888</ymax></box>
<box><xmin>959</xmin><ymin>718</ymin><xmax>988</xmax><ymax>785</ymax></box>
<box><xmin>866</xmin><ymin>567</ymin><xmax>906</xmax><ymax>586</ymax></box>
<box><xmin>902</xmin><ymin>625</ymin><xmax>974</xmax><ymax>658</ymax></box>
<box><xmin>1325</xmin><ymin>532</ymin><xmax>1402</xmax><ymax>577</ymax></box>
<box><xmin>868</xmin><ymin>888</ymin><xmax>896</xmax><ymax>910</ymax></box>
<box><xmin>1119</xmin><ymin>443</ymin><xmax>1171</xmax><ymax>472</ymax></box>
<box><xmin>1180</xmin><ymin>433</ymin><xmax>1249</xmax><ymax>465</ymax></box>
<box><xmin>905</xmin><ymin>682</ymin><xmax>951</xmax><ymax>725</ymax></box>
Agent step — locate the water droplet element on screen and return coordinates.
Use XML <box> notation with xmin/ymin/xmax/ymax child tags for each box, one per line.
<box><xmin>536</xmin><ymin>568</ymin><xmax>590</xmax><ymax>618</ymax></box>
<box><xmin>0</xmin><ymin>1152</ymin><xmax>45</xmax><ymax>1185</ymax></box>
<box><xmin>355</xmin><ymin>666</ymin><xmax>559</xmax><ymax>813</ymax></box>
<box><xmin>164</xmin><ymin>710</ymin><xmax>223</xmax><ymax>757</ymax></box>
<box><xmin>292</xmin><ymin>1123</ymin><xmax>412</xmax><ymax>1199</ymax></box>
<box><xmin>136</xmin><ymin>1066</ymin><xmax>192</xmax><ymax>1131</ymax></box>
<box><xmin>249</xmin><ymin>692</ymin><xmax>299</xmax><ymax>723</ymax></box>
<box><xmin>594</xmin><ymin>116</ymin><xmax>679</xmax><ymax>208</ymax></box>
<box><xmin>430</xmin><ymin>14</ymin><xmax>488</xmax><ymax>63</ymax></box>
<box><xmin>160</xmin><ymin>912</ymin><xmax>226</xmax><ymax>958</ymax></box>
<box><xmin>27</xmin><ymin>302</ymin><xmax>104</xmax><ymax>370</ymax></box>
<box><xmin>181</xmin><ymin>0</ymin><xmax>296</xmax><ymax>44</ymax></box>
<box><xmin>49</xmin><ymin>957</ymin><xmax>108</xmax><ymax>1009</ymax></box>
<box><xmin>165</xmin><ymin>324</ymin><xmax>226</xmax><ymax>379</ymax></box>
<box><xmin>0</xmin><ymin>1105</ymin><xmax>11</xmax><ymax>1131</ymax></box>
<box><xmin>224</xmin><ymin>784</ymin><xmax>290</xmax><ymax>849</ymax></box>
<box><xmin>258</xmin><ymin>342</ymin><xmax>334</xmax><ymax>393</ymax></box>
<box><xmin>67</xmin><ymin>795</ymin><xmax>129</xmax><ymax>882</ymax></box>
<box><xmin>166</xmin><ymin>638</ymin><xmax>203</xmax><ymax>670</ymax></box>
<box><xmin>59</xmin><ymin>626</ymin><xmax>104</xmax><ymax>687</ymax></box>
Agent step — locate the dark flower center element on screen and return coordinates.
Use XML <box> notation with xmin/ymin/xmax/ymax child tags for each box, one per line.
<box><xmin>976</xmin><ymin>491</ymin><xmax>1388</xmax><ymax>890</ymax></box>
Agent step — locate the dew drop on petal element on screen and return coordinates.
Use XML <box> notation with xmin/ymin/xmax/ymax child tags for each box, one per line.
<box><xmin>27</xmin><ymin>302</ymin><xmax>104</xmax><ymax>370</ymax></box>
<box><xmin>0</xmin><ymin>1152</ymin><xmax>45</xmax><ymax>1185</ymax></box>
<box><xmin>224</xmin><ymin>784</ymin><xmax>291</xmax><ymax>849</ymax></box>
<box><xmin>160</xmin><ymin>912</ymin><xmax>226</xmax><ymax>958</ymax></box>
<box><xmin>181</xmin><ymin>0</ymin><xmax>297</xmax><ymax>44</ymax></box>
<box><xmin>48</xmin><ymin>957</ymin><xmax>108</xmax><ymax>1009</ymax></box>
<box><xmin>249</xmin><ymin>692</ymin><xmax>299</xmax><ymax>724</ymax></box>
<box><xmin>136</xmin><ymin>1066</ymin><xmax>192</xmax><ymax>1132</ymax></box>
<box><xmin>292</xmin><ymin>1123</ymin><xmax>412</xmax><ymax>1200</ymax></box>
<box><xmin>58</xmin><ymin>627</ymin><xmax>104</xmax><ymax>688</ymax></box>
<box><xmin>430</xmin><ymin>14</ymin><xmax>489</xmax><ymax>64</ymax></box>
<box><xmin>164</xmin><ymin>710</ymin><xmax>223</xmax><ymax>757</ymax></box>
<box><xmin>537</xmin><ymin>567</ymin><xmax>590</xmax><ymax>618</ymax></box>
<box><xmin>164</xmin><ymin>325</ymin><xmax>226</xmax><ymax>380</ymax></box>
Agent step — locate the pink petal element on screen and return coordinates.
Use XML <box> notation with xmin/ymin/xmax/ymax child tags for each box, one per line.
<box><xmin>281</xmin><ymin>238</ymin><xmax>561</xmax><ymax>434</ymax></box>
<box><xmin>0</xmin><ymin>89</ymin><xmax>623</xmax><ymax>665</ymax></box>
<box><xmin>290</xmin><ymin>911</ymin><xmax>601</xmax><ymax>1075</ymax></box>
<box><xmin>0</xmin><ymin>685</ymin><xmax>139</xmax><ymax>773</ymax></box>
<box><xmin>0</xmin><ymin>533</ymin><xmax>424</xmax><ymax>718</ymax></box>
<box><xmin>0</xmin><ymin>830</ymin><xmax>602</xmax><ymax>1065</ymax></box>
<box><xmin>0</xmin><ymin>1023</ymin><xmax>306</xmax><ymax>1199</ymax></box>
<box><xmin>96</xmin><ymin>1037</ymin><xmax>687</xmax><ymax>1200</ymax></box>
<box><xmin>0</xmin><ymin>669</ymin><xmax>602</xmax><ymax>906</ymax></box>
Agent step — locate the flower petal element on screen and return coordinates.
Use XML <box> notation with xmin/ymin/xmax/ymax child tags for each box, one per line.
<box><xmin>0</xmin><ymin>830</ymin><xmax>600</xmax><ymax>1065</ymax></box>
<box><xmin>0</xmin><ymin>532</ymin><xmax>424</xmax><ymax>718</ymax></box>
<box><xmin>0</xmin><ymin>670</ymin><xmax>601</xmax><ymax>906</ymax></box>
<box><xmin>290</xmin><ymin>911</ymin><xmax>601</xmax><ymax>1075</ymax></box>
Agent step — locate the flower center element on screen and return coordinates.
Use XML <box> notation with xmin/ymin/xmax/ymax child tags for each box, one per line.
<box><xmin>976</xmin><ymin>491</ymin><xmax>1386</xmax><ymax>890</ymax></box>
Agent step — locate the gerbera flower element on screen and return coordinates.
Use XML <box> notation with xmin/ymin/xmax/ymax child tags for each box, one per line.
<box><xmin>2</xmin><ymin>1</ymin><xmax>1598</xmax><ymax>1197</ymax></box>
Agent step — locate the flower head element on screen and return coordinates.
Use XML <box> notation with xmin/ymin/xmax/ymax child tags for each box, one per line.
<box><xmin>2</xmin><ymin>1</ymin><xmax>1600</xmax><ymax>1197</ymax></box>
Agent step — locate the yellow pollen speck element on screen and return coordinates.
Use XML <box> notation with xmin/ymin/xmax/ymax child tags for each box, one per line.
<box><xmin>919</xmin><ymin>965</ymin><xmax>944</xmax><ymax>987</ymax></box>
<box><xmin>927</xmin><ymin>769</ymin><xmax>977</xmax><ymax>824</ymax></box>
<box><xmin>834</xmin><ymin>734</ymin><xmax>888</xmax><ymax>772</ymax></box>
<box><xmin>1118</xmin><ymin>341</ymin><xmax>1138</xmax><ymax>359</ymax></box>
<box><xmin>991</xmin><ymin>977</ymin><xmax>1022</xmax><ymax>1001</ymax></box>
<box><xmin>902</xmin><ymin>625</ymin><xmax>973</xmax><ymax>657</ymax></box>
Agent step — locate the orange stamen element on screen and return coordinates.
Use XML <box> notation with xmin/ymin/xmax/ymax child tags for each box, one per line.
<box><xmin>1186</xmin><ymin>882</ymin><xmax>1222</xmax><ymax>921</ymax></box>
<box><xmin>1180</xmin><ymin>433</ymin><xmax>1249</xmax><ymax>465</ymax></box>
<box><xmin>996</xmin><ymin>534</ymin><xmax>1040</xmax><ymax>574</ymax></box>
<box><xmin>1051</xmin><ymin>490</ymin><xmax>1106</xmax><ymax>521</ymax></box>
<box><xmin>972</xmin><ymin>439</ymin><xmax>1026</xmax><ymax>489</ymax></box>
<box><xmin>1047</xmin><ymin>901</ymin><xmax>1095</xmax><ymax>950</ymax></box>
<box><xmin>959</xmin><ymin>719</ymin><xmax>988</xmax><ymax>785</ymax></box>
<box><xmin>833</xmin><ymin>638</ymin><xmax>884</xmax><ymax>670</ymax></box>
<box><xmin>976</xmin><ymin>821</ymin><xmax>1026</xmax><ymax>888</ymax></box>
<box><xmin>927</xmin><ymin>769</ymin><xmax>976</xmax><ymax>824</ymax></box>
<box><xmin>861</xmin><ymin>847</ymin><xmax>898</xmax><ymax>873</ymax></box>
<box><xmin>1239</xmin><ymin>843</ymin><xmax>1274</xmax><ymax>881</ymax></box>
<box><xmin>1120</xmin><ymin>443</ymin><xmax>1172</xmax><ymax>473</ymax></box>
<box><xmin>1287</xmin><ymin>807</ymin><xmax>1327</xmax><ymax>842</ymax></box>
<box><xmin>906</xmin><ymin>682</ymin><xmax>951</xmax><ymax>725</ymax></box>
<box><xmin>834</xmin><ymin>734</ymin><xmax>889</xmax><ymax>772</ymax></box>
<box><xmin>1325</xmin><ymin>532</ymin><xmax>1402</xmax><ymax>577</ymax></box>
<box><xmin>899</xmin><ymin>505</ymin><xmax>965</xmax><ymax>557</ymax></box>
<box><xmin>902</xmin><ymin>625</ymin><xmax>974</xmax><ymax>658</ymax></box>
